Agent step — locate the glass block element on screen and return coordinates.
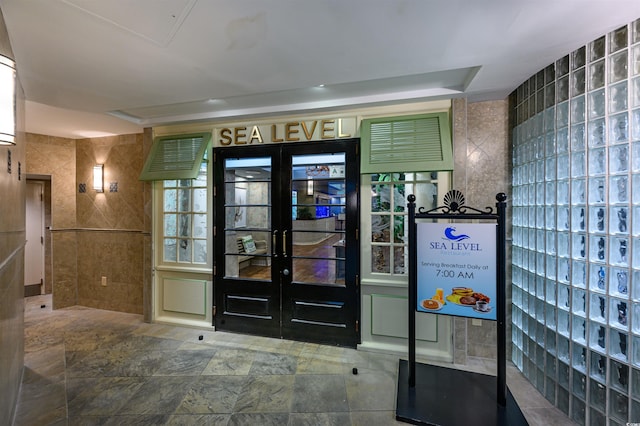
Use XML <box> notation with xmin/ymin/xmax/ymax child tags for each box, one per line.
<box><xmin>559</xmin><ymin>257</ymin><xmax>570</xmax><ymax>283</ymax></box>
<box><xmin>610</xmin><ymin>297</ymin><xmax>630</xmax><ymax>330</ymax></box>
<box><xmin>590</xmin><ymin>350</ymin><xmax>607</xmax><ymax>383</ymax></box>
<box><xmin>557</xmin><ymin>101</ymin><xmax>569</xmax><ymax>128</ymax></box>
<box><xmin>558</xmin><ymin>283</ymin><xmax>571</xmax><ymax>310</ymax></box>
<box><xmin>589</xmin><ymin>265</ymin><xmax>607</xmax><ymax>293</ymax></box>
<box><xmin>589</xmin><ymin>408</ymin><xmax>606</xmax><ymax>426</ymax></box>
<box><xmin>557</xmin><ymin>385</ymin><xmax>570</xmax><ymax>415</ymax></box>
<box><xmin>633</xmin><ymin>367</ymin><xmax>640</xmax><ymax>399</ymax></box>
<box><xmin>587</xmin><ymin>118</ymin><xmax>606</xmax><ymax>147</ymax></box>
<box><xmin>634</xmin><ymin>175</ymin><xmax>640</xmax><ymax>204</ymax></box>
<box><xmin>588</xmin><ymin>88</ymin><xmax>606</xmax><ymax>119</ymax></box>
<box><xmin>589</xmin><ymin>235</ymin><xmax>607</xmax><ymax>263</ymax></box>
<box><xmin>589</xmin><ymin>206</ymin><xmax>606</xmax><ymax>233</ymax></box>
<box><xmin>571</xmin><ymin>180</ymin><xmax>585</xmax><ymax>204</ymax></box>
<box><xmin>590</xmin><ymin>293</ymin><xmax>607</xmax><ymax>323</ymax></box>
<box><xmin>588</xmin><ymin>177</ymin><xmax>606</xmax><ymax>203</ymax></box>
<box><xmin>610</xmin><ymin>206</ymin><xmax>629</xmax><ymax>234</ymax></box>
<box><xmin>572</xmin><ymin>397</ymin><xmax>586</xmax><ymax>425</ymax></box>
<box><xmin>589</xmin><ymin>60</ymin><xmax>606</xmax><ymax>90</ymax></box>
<box><xmin>634</xmin><ymin>18</ymin><xmax>640</xmax><ymax>43</ymax></box>
<box><xmin>635</xmin><ymin>335</ymin><xmax>640</xmax><ymax>367</ymax></box>
<box><xmin>610</xmin><ymin>268</ymin><xmax>629</xmax><ymax>297</ymax></box>
<box><xmin>546</xmin><ymin>230</ymin><xmax>556</xmax><ymax>255</ymax></box>
<box><xmin>573</xmin><ymin>317</ymin><xmax>587</xmax><ymax>345</ymax></box>
<box><xmin>633</xmin><ymin>78</ymin><xmax>640</xmax><ymax>108</ymax></box>
<box><xmin>590</xmin><ymin>378</ymin><xmax>607</xmax><ymax>411</ymax></box>
<box><xmin>610</xmin><ymin>113</ymin><xmax>629</xmax><ymax>144</ymax></box>
<box><xmin>571</xmin><ymin>288</ymin><xmax>586</xmax><ymax>315</ymax></box>
<box><xmin>557</xmin><ymin>180</ymin><xmax>569</xmax><ymax>204</ymax></box>
<box><xmin>635</xmin><ymin>239</ymin><xmax>640</xmax><ymax>268</ymax></box>
<box><xmin>611</xmin><ymin>359</ymin><xmax>630</xmax><ymax>393</ymax></box>
<box><xmin>611</xmin><ymin>330</ymin><xmax>629</xmax><ymax>362</ymax></box>
<box><xmin>633</xmin><ymin>400</ymin><xmax>640</xmax><ymax>424</ymax></box>
<box><xmin>544</xmin><ymin>83</ymin><xmax>555</xmax><ymax>109</ymax></box>
<box><xmin>610</xmin><ymin>50</ymin><xmax>629</xmax><ymax>84</ymax></box>
<box><xmin>572</xmin><ymin>46</ymin><xmax>586</xmax><ymax>70</ymax></box>
<box><xmin>609</xmin><ymin>237</ymin><xmax>629</xmax><ymax>266</ymax></box>
<box><xmin>634</xmin><ymin>45</ymin><xmax>640</xmax><ymax>76</ymax></box>
<box><xmin>558</xmin><ymin>310</ymin><xmax>570</xmax><ymax>337</ymax></box>
<box><xmin>571</xmin><ymin>206</ymin><xmax>586</xmax><ymax>232</ymax></box>
<box><xmin>558</xmin><ymin>232</ymin><xmax>569</xmax><ymax>257</ymax></box>
<box><xmin>557</xmin><ymin>127</ymin><xmax>569</xmax><ymax>153</ymax></box>
<box><xmin>610</xmin><ymin>388</ymin><xmax>629</xmax><ymax>422</ymax></box>
<box><xmin>546</xmin><ymin>303</ymin><xmax>557</xmax><ymax>329</ymax></box>
<box><xmin>557</xmin><ymin>55</ymin><xmax>570</xmax><ymax>77</ymax></box>
<box><xmin>546</xmin><ymin>279</ymin><xmax>556</xmax><ymax>304</ymax></box>
<box><xmin>610</xmin><ymin>175</ymin><xmax>629</xmax><ymax>204</ymax></box>
<box><xmin>545</xmin><ymin>206</ymin><xmax>555</xmax><ymax>229</ymax></box>
<box><xmin>632</xmin><ymin>108</ymin><xmax>640</xmax><ymax>140</ymax></box>
<box><xmin>610</xmin><ymin>25</ymin><xmax>629</xmax><ymax>53</ymax></box>
<box><xmin>558</xmin><ymin>357</ymin><xmax>570</xmax><ymax>387</ymax></box>
<box><xmin>571</xmin><ymin>96</ymin><xmax>585</xmax><ymax>124</ymax></box>
<box><xmin>545</xmin><ymin>134</ymin><xmax>556</xmax><ymax>159</ymax></box>
<box><xmin>536</xmin><ymin>159</ymin><xmax>545</xmax><ymax>183</ymax></box>
<box><xmin>571</xmin><ymin>125</ymin><xmax>585</xmax><ymax>152</ymax></box>
<box><xmin>571</xmin><ymin>363</ymin><xmax>586</xmax><ymax>393</ymax></box>
<box><xmin>571</xmin><ymin>151</ymin><xmax>587</xmax><ymax>178</ymax></box>
<box><xmin>557</xmin><ymin>76</ymin><xmax>569</xmax><ymax>103</ymax></box>
<box><xmin>544</xmin><ymin>253</ymin><xmax>553</xmax><ymax>277</ymax></box>
<box><xmin>588</xmin><ymin>147</ymin><xmax>606</xmax><ymax>175</ymax></box>
<box><xmin>571</xmin><ymin>232</ymin><xmax>585</xmax><ymax>259</ymax></box>
<box><xmin>572</xmin><ymin>260</ymin><xmax>587</xmax><ymax>288</ymax></box>
<box><xmin>610</xmin><ymin>81</ymin><xmax>628</xmax><ymax>113</ymax></box>
<box><xmin>589</xmin><ymin>321</ymin><xmax>607</xmax><ymax>352</ymax></box>
<box><xmin>590</xmin><ymin>36</ymin><xmax>606</xmax><ymax>62</ymax></box>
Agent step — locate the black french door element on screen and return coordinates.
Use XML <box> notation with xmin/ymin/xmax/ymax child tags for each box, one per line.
<box><xmin>213</xmin><ymin>139</ymin><xmax>359</xmax><ymax>347</ymax></box>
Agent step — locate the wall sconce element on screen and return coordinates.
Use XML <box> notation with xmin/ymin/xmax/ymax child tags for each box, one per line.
<box><xmin>0</xmin><ymin>54</ymin><xmax>16</xmax><ymax>146</ymax></box>
<box><xmin>93</xmin><ymin>164</ymin><xmax>104</xmax><ymax>192</ymax></box>
<box><xmin>307</xmin><ymin>178</ymin><xmax>313</xmax><ymax>196</ymax></box>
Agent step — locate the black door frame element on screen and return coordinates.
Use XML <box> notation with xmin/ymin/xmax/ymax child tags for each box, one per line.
<box><xmin>213</xmin><ymin>139</ymin><xmax>360</xmax><ymax>347</ymax></box>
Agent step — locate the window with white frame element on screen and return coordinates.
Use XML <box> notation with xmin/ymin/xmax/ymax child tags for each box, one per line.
<box><xmin>362</xmin><ymin>171</ymin><xmax>449</xmax><ymax>283</ymax></box>
<box><xmin>161</xmin><ymin>153</ymin><xmax>209</xmax><ymax>266</ymax></box>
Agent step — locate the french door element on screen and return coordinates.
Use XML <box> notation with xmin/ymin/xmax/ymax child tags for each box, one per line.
<box><xmin>213</xmin><ymin>139</ymin><xmax>359</xmax><ymax>347</ymax></box>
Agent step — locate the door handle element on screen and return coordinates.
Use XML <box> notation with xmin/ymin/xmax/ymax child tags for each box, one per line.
<box><xmin>272</xmin><ymin>230</ymin><xmax>278</xmax><ymax>258</ymax></box>
<box><xmin>282</xmin><ymin>268</ymin><xmax>290</xmax><ymax>276</ymax></box>
<box><xmin>282</xmin><ymin>230</ymin><xmax>288</xmax><ymax>257</ymax></box>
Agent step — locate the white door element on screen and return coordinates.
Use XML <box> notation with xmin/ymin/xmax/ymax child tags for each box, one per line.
<box><xmin>25</xmin><ymin>181</ymin><xmax>44</xmax><ymax>290</ymax></box>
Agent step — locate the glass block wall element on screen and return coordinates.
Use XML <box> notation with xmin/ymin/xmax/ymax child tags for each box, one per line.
<box><xmin>511</xmin><ymin>19</ymin><xmax>640</xmax><ymax>425</ymax></box>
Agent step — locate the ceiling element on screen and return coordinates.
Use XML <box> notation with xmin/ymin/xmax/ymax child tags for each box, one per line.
<box><xmin>1</xmin><ymin>0</ymin><xmax>640</xmax><ymax>139</ymax></box>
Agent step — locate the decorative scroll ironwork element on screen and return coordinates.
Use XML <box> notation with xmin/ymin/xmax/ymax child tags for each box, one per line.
<box><xmin>413</xmin><ymin>189</ymin><xmax>503</xmax><ymax>216</ymax></box>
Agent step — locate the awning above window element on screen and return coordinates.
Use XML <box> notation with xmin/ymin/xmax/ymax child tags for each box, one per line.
<box><xmin>360</xmin><ymin>112</ymin><xmax>453</xmax><ymax>173</ymax></box>
<box><xmin>139</xmin><ymin>133</ymin><xmax>211</xmax><ymax>181</ymax></box>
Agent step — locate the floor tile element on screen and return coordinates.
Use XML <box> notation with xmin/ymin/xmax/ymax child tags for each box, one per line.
<box><xmin>233</xmin><ymin>375</ymin><xmax>295</xmax><ymax>413</ymax></box>
<box><xmin>291</xmin><ymin>375</ymin><xmax>349</xmax><ymax>413</ymax></box>
<box><xmin>13</xmin><ymin>294</ymin><xmax>575</xmax><ymax>426</ymax></box>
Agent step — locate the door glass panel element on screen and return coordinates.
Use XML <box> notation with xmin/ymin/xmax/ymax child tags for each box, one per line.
<box><xmin>223</xmin><ymin>157</ymin><xmax>272</xmax><ymax>280</ymax></box>
<box><xmin>291</xmin><ymin>153</ymin><xmax>346</xmax><ymax>286</ymax></box>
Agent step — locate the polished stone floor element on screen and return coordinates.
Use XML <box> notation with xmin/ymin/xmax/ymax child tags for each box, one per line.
<box><xmin>14</xmin><ymin>295</ymin><xmax>574</xmax><ymax>425</ymax></box>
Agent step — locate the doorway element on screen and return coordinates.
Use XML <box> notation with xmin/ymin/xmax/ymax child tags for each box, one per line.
<box><xmin>25</xmin><ymin>180</ymin><xmax>45</xmax><ymax>296</ymax></box>
<box><xmin>214</xmin><ymin>139</ymin><xmax>359</xmax><ymax>347</ymax></box>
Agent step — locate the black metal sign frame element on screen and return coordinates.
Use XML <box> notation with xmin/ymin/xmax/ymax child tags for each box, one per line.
<box><xmin>406</xmin><ymin>190</ymin><xmax>508</xmax><ymax>405</ymax></box>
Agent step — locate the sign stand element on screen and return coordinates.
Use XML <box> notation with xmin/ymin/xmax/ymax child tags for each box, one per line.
<box><xmin>396</xmin><ymin>190</ymin><xmax>527</xmax><ymax>425</ymax></box>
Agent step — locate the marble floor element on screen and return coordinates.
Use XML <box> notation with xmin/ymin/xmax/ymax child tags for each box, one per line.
<box><xmin>14</xmin><ymin>295</ymin><xmax>575</xmax><ymax>425</ymax></box>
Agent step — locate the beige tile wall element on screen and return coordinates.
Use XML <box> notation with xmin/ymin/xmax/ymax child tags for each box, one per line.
<box><xmin>452</xmin><ymin>98</ymin><xmax>511</xmax><ymax>364</ymax></box>
<box><xmin>26</xmin><ymin>132</ymin><xmax>150</xmax><ymax>315</ymax></box>
<box><xmin>0</xmin><ymin>8</ymin><xmax>26</xmax><ymax>421</ymax></box>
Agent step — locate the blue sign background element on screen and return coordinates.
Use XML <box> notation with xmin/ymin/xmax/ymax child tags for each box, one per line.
<box><xmin>416</xmin><ymin>223</ymin><xmax>497</xmax><ymax>321</ymax></box>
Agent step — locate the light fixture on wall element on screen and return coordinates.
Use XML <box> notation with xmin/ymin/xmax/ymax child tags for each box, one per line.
<box><xmin>0</xmin><ymin>54</ymin><xmax>16</xmax><ymax>146</ymax></box>
<box><xmin>307</xmin><ymin>178</ymin><xmax>314</xmax><ymax>196</ymax></box>
<box><xmin>93</xmin><ymin>164</ymin><xmax>104</xmax><ymax>192</ymax></box>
